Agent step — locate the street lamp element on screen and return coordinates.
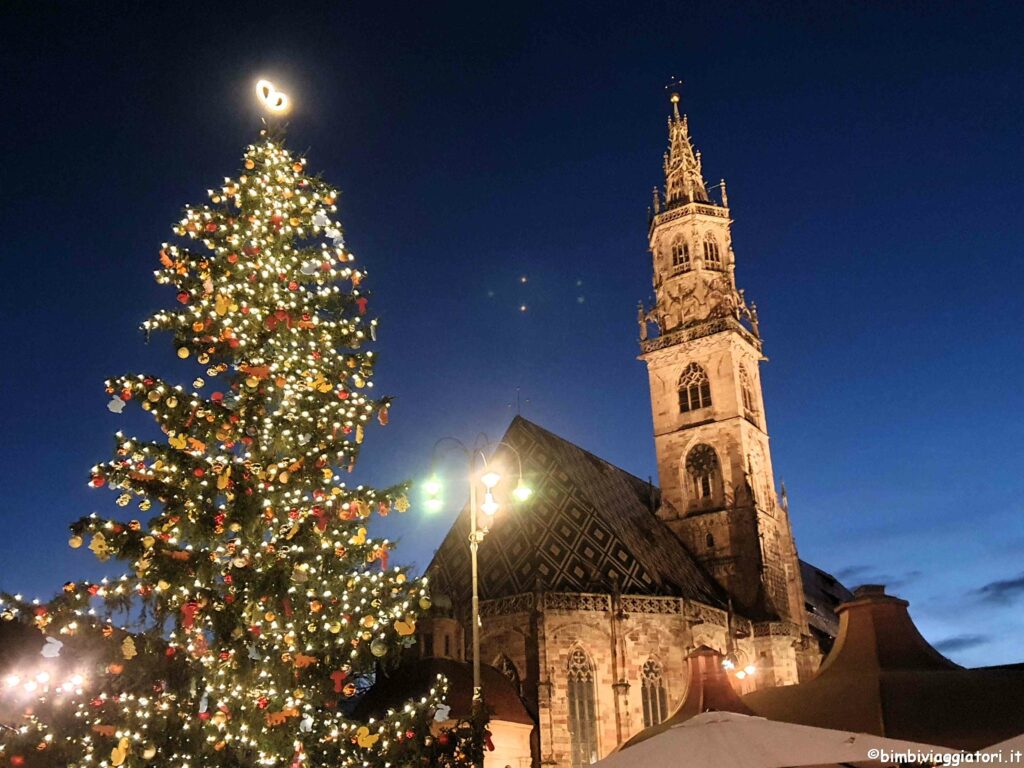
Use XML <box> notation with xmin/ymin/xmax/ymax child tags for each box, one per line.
<box><xmin>422</xmin><ymin>435</ymin><xmax>531</xmax><ymax>753</ymax></box>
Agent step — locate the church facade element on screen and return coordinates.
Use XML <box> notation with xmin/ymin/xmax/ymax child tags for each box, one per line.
<box><xmin>426</xmin><ymin>94</ymin><xmax>845</xmax><ymax>768</ymax></box>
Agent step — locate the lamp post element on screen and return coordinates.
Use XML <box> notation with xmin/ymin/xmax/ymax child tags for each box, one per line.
<box><xmin>423</xmin><ymin>436</ymin><xmax>531</xmax><ymax>747</ymax></box>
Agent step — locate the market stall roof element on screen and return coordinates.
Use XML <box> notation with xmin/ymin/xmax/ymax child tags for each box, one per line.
<box><xmin>595</xmin><ymin>710</ymin><xmax>941</xmax><ymax>768</ymax></box>
<box><xmin>743</xmin><ymin>585</ymin><xmax>1024</xmax><ymax>750</ymax></box>
<box><xmin>620</xmin><ymin>646</ymin><xmax>753</xmax><ymax>749</ymax></box>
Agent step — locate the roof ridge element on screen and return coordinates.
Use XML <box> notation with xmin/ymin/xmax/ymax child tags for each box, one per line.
<box><xmin>509</xmin><ymin>415</ymin><xmax>657</xmax><ymax>491</ymax></box>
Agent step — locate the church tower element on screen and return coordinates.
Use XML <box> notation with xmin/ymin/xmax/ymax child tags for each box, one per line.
<box><xmin>639</xmin><ymin>92</ymin><xmax>807</xmax><ymax>630</ymax></box>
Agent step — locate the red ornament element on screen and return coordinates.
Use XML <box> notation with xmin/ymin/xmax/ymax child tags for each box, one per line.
<box><xmin>330</xmin><ymin>669</ymin><xmax>348</xmax><ymax>693</ymax></box>
<box><xmin>205</xmin><ymin>222</ymin><xmax>217</xmax><ymax>233</ymax></box>
<box><xmin>257</xmin><ymin>696</ymin><xmax>270</xmax><ymax>709</ymax></box>
<box><xmin>438</xmin><ymin>732</ymin><xmax>450</xmax><ymax>746</ymax></box>
<box><xmin>181</xmin><ymin>601</ymin><xmax>200</xmax><ymax>630</ymax></box>
<box><xmin>177</xmin><ymin>291</ymin><xmax>190</xmax><ymax>304</ymax></box>
<box><xmin>288</xmin><ymin>281</ymin><xmax>298</xmax><ymax>291</ymax></box>
<box><xmin>356</xmin><ymin>297</ymin><xmax>368</xmax><ymax>315</ymax></box>
<box><xmin>211</xmin><ymin>391</ymin><xmax>224</xmax><ymax>402</ymax></box>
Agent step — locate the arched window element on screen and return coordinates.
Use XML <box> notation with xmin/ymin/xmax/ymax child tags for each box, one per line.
<box><xmin>678</xmin><ymin>363</ymin><xmax>712</xmax><ymax>413</ymax></box>
<box><xmin>641</xmin><ymin>659</ymin><xmax>669</xmax><ymax>727</ymax></box>
<box><xmin>494</xmin><ymin>653</ymin><xmax>521</xmax><ymax>693</ymax></box>
<box><xmin>686</xmin><ymin>444</ymin><xmax>720</xmax><ymax>501</ymax></box>
<box><xmin>703</xmin><ymin>234</ymin><xmax>721</xmax><ymax>269</ymax></box>
<box><xmin>567</xmin><ymin>647</ymin><xmax>598</xmax><ymax>767</ymax></box>
<box><xmin>739</xmin><ymin>364</ymin><xmax>757</xmax><ymax>418</ymax></box>
<box><xmin>705</xmin><ymin>532</ymin><xmax>715</xmax><ymax>549</ymax></box>
<box><xmin>670</xmin><ymin>238</ymin><xmax>690</xmax><ymax>271</ymax></box>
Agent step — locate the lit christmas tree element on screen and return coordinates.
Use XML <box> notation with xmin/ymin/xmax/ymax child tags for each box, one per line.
<box><xmin>0</xmin><ymin>130</ymin><xmax>482</xmax><ymax>767</ymax></box>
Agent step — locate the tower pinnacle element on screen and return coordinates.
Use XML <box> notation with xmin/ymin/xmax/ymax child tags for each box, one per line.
<box><xmin>662</xmin><ymin>90</ymin><xmax>709</xmax><ymax>206</ymax></box>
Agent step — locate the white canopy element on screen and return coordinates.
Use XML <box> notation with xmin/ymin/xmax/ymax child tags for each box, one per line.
<box><xmin>983</xmin><ymin>734</ymin><xmax>1024</xmax><ymax>757</ymax></box>
<box><xmin>594</xmin><ymin>711</ymin><xmax>941</xmax><ymax>768</ymax></box>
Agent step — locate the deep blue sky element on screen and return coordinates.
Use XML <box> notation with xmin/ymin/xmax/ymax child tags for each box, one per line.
<box><xmin>2</xmin><ymin>2</ymin><xmax>1022</xmax><ymax>667</ymax></box>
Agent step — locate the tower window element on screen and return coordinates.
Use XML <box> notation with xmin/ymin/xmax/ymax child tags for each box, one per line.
<box><xmin>739</xmin><ymin>364</ymin><xmax>757</xmax><ymax>419</ymax></box>
<box><xmin>670</xmin><ymin>238</ymin><xmax>690</xmax><ymax>271</ymax></box>
<box><xmin>686</xmin><ymin>444</ymin><xmax>720</xmax><ymax>501</ymax></box>
<box><xmin>706</xmin><ymin>532</ymin><xmax>715</xmax><ymax>549</ymax></box>
<box><xmin>679</xmin><ymin>363</ymin><xmax>712</xmax><ymax>413</ymax></box>
<box><xmin>567</xmin><ymin>647</ymin><xmax>599</xmax><ymax>767</ymax></box>
<box><xmin>703</xmin><ymin>234</ymin><xmax>721</xmax><ymax>269</ymax></box>
<box><xmin>641</xmin><ymin>659</ymin><xmax>669</xmax><ymax>727</ymax></box>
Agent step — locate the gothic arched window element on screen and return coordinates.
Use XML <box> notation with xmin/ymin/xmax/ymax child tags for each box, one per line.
<box><xmin>671</xmin><ymin>238</ymin><xmax>690</xmax><ymax>271</ymax></box>
<box><xmin>703</xmin><ymin>234</ymin><xmax>721</xmax><ymax>269</ymax></box>
<box><xmin>641</xmin><ymin>659</ymin><xmax>669</xmax><ymax>727</ymax></box>
<box><xmin>567</xmin><ymin>647</ymin><xmax>599</xmax><ymax>767</ymax></box>
<box><xmin>686</xmin><ymin>444</ymin><xmax>720</xmax><ymax>501</ymax></box>
<box><xmin>739</xmin><ymin>364</ymin><xmax>757</xmax><ymax>419</ymax></box>
<box><xmin>679</xmin><ymin>363</ymin><xmax>712</xmax><ymax>413</ymax></box>
<box><xmin>706</xmin><ymin>532</ymin><xmax>715</xmax><ymax>549</ymax></box>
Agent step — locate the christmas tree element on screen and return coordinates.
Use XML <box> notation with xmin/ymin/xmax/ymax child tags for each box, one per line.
<box><xmin>0</xmin><ymin>130</ymin><xmax>482</xmax><ymax>767</ymax></box>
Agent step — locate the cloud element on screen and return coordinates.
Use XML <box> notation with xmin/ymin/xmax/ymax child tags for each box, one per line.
<box><xmin>933</xmin><ymin>634</ymin><xmax>990</xmax><ymax>653</ymax></box>
<box><xmin>973</xmin><ymin>572</ymin><xmax>1024</xmax><ymax>605</ymax></box>
<box><xmin>834</xmin><ymin>565</ymin><xmax>923</xmax><ymax>591</ymax></box>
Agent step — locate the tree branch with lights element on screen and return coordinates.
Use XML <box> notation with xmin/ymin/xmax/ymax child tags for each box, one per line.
<box><xmin>0</xmin><ymin>131</ymin><xmax>484</xmax><ymax>768</ymax></box>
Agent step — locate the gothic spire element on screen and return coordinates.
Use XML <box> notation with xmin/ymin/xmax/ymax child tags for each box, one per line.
<box><xmin>662</xmin><ymin>91</ymin><xmax>709</xmax><ymax>206</ymax></box>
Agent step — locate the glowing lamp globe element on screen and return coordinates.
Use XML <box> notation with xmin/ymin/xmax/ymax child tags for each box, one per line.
<box><xmin>481</xmin><ymin>491</ymin><xmax>499</xmax><ymax>516</ymax></box>
<box><xmin>512</xmin><ymin>477</ymin><xmax>532</xmax><ymax>502</ymax></box>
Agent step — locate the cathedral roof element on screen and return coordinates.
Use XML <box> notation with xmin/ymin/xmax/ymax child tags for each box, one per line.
<box><xmin>428</xmin><ymin>417</ymin><xmax>727</xmax><ymax>607</ymax></box>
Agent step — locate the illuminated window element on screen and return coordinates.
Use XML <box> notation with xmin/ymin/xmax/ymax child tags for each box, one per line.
<box><xmin>641</xmin><ymin>659</ymin><xmax>669</xmax><ymax>727</ymax></box>
<box><xmin>568</xmin><ymin>648</ymin><xmax>598</xmax><ymax>767</ymax></box>
<box><xmin>679</xmin><ymin>363</ymin><xmax>712</xmax><ymax>413</ymax></box>
<box><xmin>686</xmin><ymin>444</ymin><xmax>720</xmax><ymax>501</ymax></box>
<box><xmin>703</xmin><ymin>234</ymin><xmax>721</xmax><ymax>269</ymax></box>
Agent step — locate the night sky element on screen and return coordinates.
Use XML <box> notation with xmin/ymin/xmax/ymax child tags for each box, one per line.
<box><xmin>2</xmin><ymin>2</ymin><xmax>1023</xmax><ymax>667</ymax></box>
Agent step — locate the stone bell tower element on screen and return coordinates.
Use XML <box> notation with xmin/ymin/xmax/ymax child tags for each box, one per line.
<box><xmin>638</xmin><ymin>92</ymin><xmax>807</xmax><ymax>630</ymax></box>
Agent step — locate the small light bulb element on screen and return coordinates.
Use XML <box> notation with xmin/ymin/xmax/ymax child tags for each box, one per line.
<box><xmin>735</xmin><ymin>670</ymin><xmax>746</xmax><ymax>680</ymax></box>
<box><xmin>744</xmin><ymin>664</ymin><xmax>756</xmax><ymax>676</ymax></box>
<box><xmin>480</xmin><ymin>471</ymin><xmax>501</xmax><ymax>490</ymax></box>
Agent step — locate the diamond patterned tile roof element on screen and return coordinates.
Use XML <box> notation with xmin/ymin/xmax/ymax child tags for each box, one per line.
<box><xmin>428</xmin><ymin>416</ymin><xmax>727</xmax><ymax>607</ymax></box>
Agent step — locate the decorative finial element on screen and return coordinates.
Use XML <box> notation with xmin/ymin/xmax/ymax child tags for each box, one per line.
<box><xmin>255</xmin><ymin>78</ymin><xmax>291</xmax><ymax>115</ymax></box>
<box><xmin>665</xmin><ymin>76</ymin><xmax>684</xmax><ymax>119</ymax></box>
